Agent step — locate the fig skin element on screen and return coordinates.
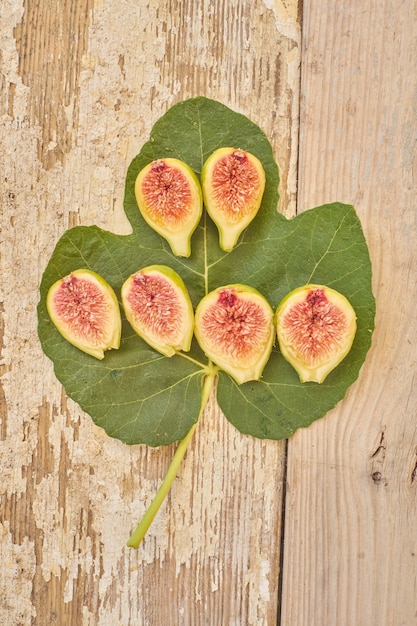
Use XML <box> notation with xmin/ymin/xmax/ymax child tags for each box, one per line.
<box><xmin>194</xmin><ymin>284</ymin><xmax>275</xmax><ymax>384</ymax></box>
<box><xmin>135</xmin><ymin>158</ymin><xmax>203</xmax><ymax>258</ymax></box>
<box><xmin>201</xmin><ymin>147</ymin><xmax>266</xmax><ymax>251</ymax></box>
<box><xmin>46</xmin><ymin>269</ymin><xmax>122</xmax><ymax>360</ymax></box>
<box><xmin>121</xmin><ymin>265</ymin><xmax>194</xmax><ymax>357</ymax></box>
<box><xmin>275</xmin><ymin>284</ymin><xmax>357</xmax><ymax>383</ymax></box>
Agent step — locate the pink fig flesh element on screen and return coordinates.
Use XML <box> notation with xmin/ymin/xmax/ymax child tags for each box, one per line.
<box><xmin>194</xmin><ymin>284</ymin><xmax>274</xmax><ymax>384</ymax></box>
<box><xmin>121</xmin><ymin>265</ymin><xmax>194</xmax><ymax>357</ymax></box>
<box><xmin>201</xmin><ymin>147</ymin><xmax>266</xmax><ymax>251</ymax></box>
<box><xmin>135</xmin><ymin>158</ymin><xmax>202</xmax><ymax>257</ymax></box>
<box><xmin>275</xmin><ymin>284</ymin><xmax>357</xmax><ymax>383</ymax></box>
<box><xmin>46</xmin><ymin>269</ymin><xmax>121</xmax><ymax>359</ymax></box>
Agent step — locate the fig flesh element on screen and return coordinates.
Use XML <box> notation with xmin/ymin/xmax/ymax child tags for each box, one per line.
<box><xmin>135</xmin><ymin>158</ymin><xmax>203</xmax><ymax>257</ymax></box>
<box><xmin>201</xmin><ymin>147</ymin><xmax>266</xmax><ymax>251</ymax></box>
<box><xmin>275</xmin><ymin>284</ymin><xmax>357</xmax><ymax>383</ymax></box>
<box><xmin>46</xmin><ymin>269</ymin><xmax>122</xmax><ymax>359</ymax></box>
<box><xmin>194</xmin><ymin>284</ymin><xmax>274</xmax><ymax>384</ymax></box>
<box><xmin>121</xmin><ymin>265</ymin><xmax>194</xmax><ymax>357</ymax></box>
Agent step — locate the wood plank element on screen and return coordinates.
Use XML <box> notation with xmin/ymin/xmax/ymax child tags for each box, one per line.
<box><xmin>0</xmin><ymin>1</ymin><xmax>301</xmax><ymax>623</ymax></box>
<box><xmin>280</xmin><ymin>1</ymin><xmax>417</xmax><ymax>624</ymax></box>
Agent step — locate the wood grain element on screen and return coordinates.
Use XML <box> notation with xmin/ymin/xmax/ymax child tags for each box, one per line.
<box><xmin>14</xmin><ymin>0</ymin><xmax>94</xmax><ymax>169</ymax></box>
<box><xmin>280</xmin><ymin>1</ymin><xmax>417</xmax><ymax>624</ymax></box>
<box><xmin>3</xmin><ymin>0</ymin><xmax>414</xmax><ymax>623</ymax></box>
<box><xmin>0</xmin><ymin>1</ymin><xmax>300</xmax><ymax>624</ymax></box>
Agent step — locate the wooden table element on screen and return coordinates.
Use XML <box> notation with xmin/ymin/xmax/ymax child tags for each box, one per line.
<box><xmin>1</xmin><ymin>1</ymin><xmax>416</xmax><ymax>624</ymax></box>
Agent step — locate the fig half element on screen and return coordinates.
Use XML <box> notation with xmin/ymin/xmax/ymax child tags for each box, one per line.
<box><xmin>135</xmin><ymin>158</ymin><xmax>203</xmax><ymax>257</ymax></box>
<box><xmin>121</xmin><ymin>265</ymin><xmax>194</xmax><ymax>357</ymax></box>
<box><xmin>275</xmin><ymin>284</ymin><xmax>357</xmax><ymax>383</ymax></box>
<box><xmin>201</xmin><ymin>147</ymin><xmax>266</xmax><ymax>251</ymax></box>
<box><xmin>46</xmin><ymin>269</ymin><xmax>122</xmax><ymax>359</ymax></box>
<box><xmin>194</xmin><ymin>284</ymin><xmax>274</xmax><ymax>384</ymax></box>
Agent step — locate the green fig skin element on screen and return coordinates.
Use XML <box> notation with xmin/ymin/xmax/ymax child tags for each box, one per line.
<box><xmin>275</xmin><ymin>284</ymin><xmax>357</xmax><ymax>383</ymax></box>
<box><xmin>46</xmin><ymin>269</ymin><xmax>122</xmax><ymax>360</ymax></box>
<box><xmin>201</xmin><ymin>147</ymin><xmax>266</xmax><ymax>252</ymax></box>
<box><xmin>194</xmin><ymin>284</ymin><xmax>274</xmax><ymax>384</ymax></box>
<box><xmin>121</xmin><ymin>265</ymin><xmax>194</xmax><ymax>357</ymax></box>
<box><xmin>135</xmin><ymin>158</ymin><xmax>203</xmax><ymax>258</ymax></box>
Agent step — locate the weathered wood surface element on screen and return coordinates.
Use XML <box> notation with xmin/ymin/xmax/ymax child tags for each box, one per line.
<box><xmin>1</xmin><ymin>1</ymin><xmax>299</xmax><ymax>624</ymax></box>
<box><xmin>0</xmin><ymin>1</ymin><xmax>415</xmax><ymax>625</ymax></box>
<box><xmin>281</xmin><ymin>1</ymin><xmax>417</xmax><ymax>625</ymax></box>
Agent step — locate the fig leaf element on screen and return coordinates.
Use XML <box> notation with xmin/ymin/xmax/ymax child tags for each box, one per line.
<box><xmin>38</xmin><ymin>97</ymin><xmax>375</xmax><ymax>445</ymax></box>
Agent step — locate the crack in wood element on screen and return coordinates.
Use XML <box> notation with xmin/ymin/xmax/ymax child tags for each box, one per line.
<box><xmin>370</xmin><ymin>429</ymin><xmax>386</xmax><ymax>459</ymax></box>
<box><xmin>411</xmin><ymin>455</ymin><xmax>417</xmax><ymax>485</ymax></box>
<box><xmin>369</xmin><ymin>429</ymin><xmax>388</xmax><ymax>486</ymax></box>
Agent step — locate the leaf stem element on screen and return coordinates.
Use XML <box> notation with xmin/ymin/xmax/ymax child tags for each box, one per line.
<box><xmin>176</xmin><ymin>351</ymin><xmax>209</xmax><ymax>369</ymax></box>
<box><xmin>203</xmin><ymin>211</ymin><xmax>209</xmax><ymax>295</ymax></box>
<box><xmin>127</xmin><ymin>370</ymin><xmax>216</xmax><ymax>549</ymax></box>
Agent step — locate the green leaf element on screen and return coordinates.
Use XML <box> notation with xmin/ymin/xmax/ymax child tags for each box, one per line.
<box><xmin>38</xmin><ymin>97</ymin><xmax>375</xmax><ymax>445</ymax></box>
<box><xmin>215</xmin><ymin>202</ymin><xmax>375</xmax><ymax>438</ymax></box>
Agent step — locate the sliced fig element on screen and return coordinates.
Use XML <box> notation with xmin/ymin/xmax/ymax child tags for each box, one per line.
<box><xmin>275</xmin><ymin>284</ymin><xmax>357</xmax><ymax>383</ymax></box>
<box><xmin>46</xmin><ymin>269</ymin><xmax>122</xmax><ymax>360</ymax></box>
<box><xmin>121</xmin><ymin>265</ymin><xmax>194</xmax><ymax>357</ymax></box>
<box><xmin>201</xmin><ymin>147</ymin><xmax>266</xmax><ymax>251</ymax></box>
<box><xmin>135</xmin><ymin>158</ymin><xmax>203</xmax><ymax>257</ymax></box>
<box><xmin>194</xmin><ymin>284</ymin><xmax>274</xmax><ymax>384</ymax></box>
